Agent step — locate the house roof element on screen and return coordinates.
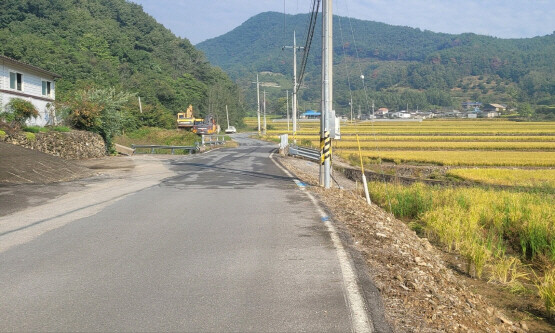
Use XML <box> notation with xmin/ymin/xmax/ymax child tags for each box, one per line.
<box><xmin>302</xmin><ymin>110</ymin><xmax>321</xmax><ymax>116</ymax></box>
<box><xmin>0</xmin><ymin>55</ymin><xmax>62</xmax><ymax>79</ymax></box>
<box><xmin>488</xmin><ymin>103</ymin><xmax>506</xmax><ymax>108</ymax></box>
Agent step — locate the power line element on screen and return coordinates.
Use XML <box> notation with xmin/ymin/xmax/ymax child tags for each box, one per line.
<box><xmin>296</xmin><ymin>0</ymin><xmax>320</xmax><ymax>94</ymax></box>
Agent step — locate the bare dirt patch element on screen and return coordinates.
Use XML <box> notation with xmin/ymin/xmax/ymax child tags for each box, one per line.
<box><xmin>278</xmin><ymin>155</ymin><xmax>548</xmax><ymax>332</ymax></box>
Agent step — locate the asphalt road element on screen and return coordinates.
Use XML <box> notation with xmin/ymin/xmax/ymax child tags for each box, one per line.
<box><xmin>0</xmin><ymin>135</ymin><xmax>376</xmax><ymax>332</ymax></box>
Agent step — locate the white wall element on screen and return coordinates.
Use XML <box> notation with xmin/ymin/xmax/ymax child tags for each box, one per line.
<box><xmin>0</xmin><ymin>60</ymin><xmax>57</xmax><ymax>127</ymax></box>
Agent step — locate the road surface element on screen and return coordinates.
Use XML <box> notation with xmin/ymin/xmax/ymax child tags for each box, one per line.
<box><xmin>0</xmin><ymin>134</ymin><xmax>382</xmax><ymax>332</ymax></box>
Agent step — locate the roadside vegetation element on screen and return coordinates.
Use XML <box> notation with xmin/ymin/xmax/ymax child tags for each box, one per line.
<box><xmin>251</xmin><ymin>116</ymin><xmax>555</xmax><ymax>318</ymax></box>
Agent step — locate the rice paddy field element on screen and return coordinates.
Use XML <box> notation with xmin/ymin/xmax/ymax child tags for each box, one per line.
<box><xmin>246</xmin><ymin>117</ymin><xmax>555</xmax><ymax>316</ymax></box>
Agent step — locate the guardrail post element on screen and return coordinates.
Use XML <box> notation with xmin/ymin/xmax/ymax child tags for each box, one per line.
<box><xmin>171</xmin><ymin>148</ymin><xmax>175</xmax><ymax>155</ymax></box>
<box><xmin>150</xmin><ymin>147</ymin><xmax>155</xmax><ymax>154</ymax></box>
<box><xmin>201</xmin><ymin>135</ymin><xmax>205</xmax><ymax>146</ymax></box>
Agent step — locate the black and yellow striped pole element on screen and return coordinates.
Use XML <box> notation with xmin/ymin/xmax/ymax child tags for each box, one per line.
<box><xmin>320</xmin><ymin>131</ymin><xmax>331</xmax><ymax>166</ymax></box>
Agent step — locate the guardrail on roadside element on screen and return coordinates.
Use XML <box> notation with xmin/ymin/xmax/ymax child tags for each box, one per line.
<box><xmin>201</xmin><ymin>135</ymin><xmax>226</xmax><ymax>146</ymax></box>
<box><xmin>131</xmin><ymin>144</ymin><xmax>199</xmax><ymax>155</ymax></box>
<box><xmin>289</xmin><ymin>145</ymin><xmax>320</xmax><ymax>162</ymax></box>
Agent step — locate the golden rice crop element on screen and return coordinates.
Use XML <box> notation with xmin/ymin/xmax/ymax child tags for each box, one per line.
<box><xmin>368</xmin><ymin>181</ymin><xmax>554</xmax><ymax>276</ymax></box>
<box><xmin>326</xmin><ymin>140</ymin><xmax>555</xmax><ymax>150</ymax></box>
<box><xmin>337</xmin><ymin>150</ymin><xmax>555</xmax><ymax>167</ymax></box>
<box><xmin>447</xmin><ymin>168</ymin><xmax>555</xmax><ymax>188</ymax></box>
<box><xmin>276</xmin><ymin>134</ymin><xmax>555</xmax><ymax>142</ymax></box>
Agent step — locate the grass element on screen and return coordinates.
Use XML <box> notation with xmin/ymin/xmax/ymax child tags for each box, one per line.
<box><xmin>115</xmin><ymin>127</ymin><xmax>199</xmax><ymax>147</ymax></box>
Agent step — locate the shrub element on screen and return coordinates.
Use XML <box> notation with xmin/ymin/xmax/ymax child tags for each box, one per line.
<box><xmin>3</xmin><ymin>98</ymin><xmax>38</xmax><ymax>127</ymax></box>
<box><xmin>25</xmin><ymin>132</ymin><xmax>36</xmax><ymax>141</ymax></box>
<box><xmin>64</xmin><ymin>87</ymin><xmax>134</xmax><ymax>151</ymax></box>
<box><xmin>0</xmin><ymin>129</ymin><xmax>6</xmax><ymax>137</ymax></box>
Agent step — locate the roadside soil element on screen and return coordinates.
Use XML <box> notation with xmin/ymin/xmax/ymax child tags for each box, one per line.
<box><xmin>278</xmin><ymin>155</ymin><xmax>554</xmax><ymax>332</ymax></box>
<box><xmin>0</xmin><ymin>142</ymin><xmax>136</xmax><ymax>217</ymax></box>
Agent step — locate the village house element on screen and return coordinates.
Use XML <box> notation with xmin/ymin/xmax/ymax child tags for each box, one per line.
<box><xmin>0</xmin><ymin>55</ymin><xmax>61</xmax><ymax>126</ymax></box>
<box><xmin>483</xmin><ymin>103</ymin><xmax>507</xmax><ymax>113</ymax></box>
<box><xmin>375</xmin><ymin>107</ymin><xmax>389</xmax><ymax>117</ymax></box>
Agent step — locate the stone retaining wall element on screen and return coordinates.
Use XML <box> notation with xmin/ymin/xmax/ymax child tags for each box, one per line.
<box><xmin>0</xmin><ymin>130</ymin><xmax>106</xmax><ymax>159</ymax></box>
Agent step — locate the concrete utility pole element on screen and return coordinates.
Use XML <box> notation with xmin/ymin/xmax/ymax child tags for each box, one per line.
<box><xmin>252</xmin><ymin>74</ymin><xmax>261</xmax><ymax>135</ymax></box>
<box><xmin>263</xmin><ymin>90</ymin><xmax>267</xmax><ymax>134</ymax></box>
<box><xmin>320</xmin><ymin>0</ymin><xmax>333</xmax><ymax>188</ymax></box>
<box><xmin>350</xmin><ymin>98</ymin><xmax>353</xmax><ymax>123</ymax></box>
<box><xmin>283</xmin><ymin>31</ymin><xmax>304</xmax><ymax>143</ymax></box>
<box><xmin>286</xmin><ymin>90</ymin><xmax>290</xmax><ymax>131</ymax></box>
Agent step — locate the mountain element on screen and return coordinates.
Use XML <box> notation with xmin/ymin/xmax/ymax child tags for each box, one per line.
<box><xmin>197</xmin><ymin>12</ymin><xmax>555</xmax><ymax>115</ymax></box>
<box><xmin>0</xmin><ymin>0</ymin><xmax>245</xmax><ymax>128</ymax></box>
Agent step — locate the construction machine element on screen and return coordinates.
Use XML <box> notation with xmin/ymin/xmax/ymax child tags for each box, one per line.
<box><xmin>176</xmin><ymin>105</ymin><xmax>202</xmax><ymax>130</ymax></box>
<box><xmin>192</xmin><ymin>114</ymin><xmax>220</xmax><ymax>135</ymax></box>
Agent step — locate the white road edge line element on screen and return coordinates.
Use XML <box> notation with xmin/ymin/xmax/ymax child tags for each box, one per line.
<box><xmin>269</xmin><ymin>152</ymin><xmax>373</xmax><ymax>333</ymax></box>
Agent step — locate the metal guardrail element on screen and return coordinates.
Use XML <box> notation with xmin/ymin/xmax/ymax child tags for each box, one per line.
<box><xmin>131</xmin><ymin>144</ymin><xmax>199</xmax><ymax>155</ymax></box>
<box><xmin>131</xmin><ymin>135</ymin><xmax>227</xmax><ymax>155</ymax></box>
<box><xmin>201</xmin><ymin>135</ymin><xmax>226</xmax><ymax>146</ymax></box>
<box><xmin>289</xmin><ymin>145</ymin><xmax>320</xmax><ymax>162</ymax></box>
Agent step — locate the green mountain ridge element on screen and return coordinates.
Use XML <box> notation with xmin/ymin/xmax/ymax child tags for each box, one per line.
<box><xmin>0</xmin><ymin>0</ymin><xmax>245</xmax><ymax>128</ymax></box>
<box><xmin>197</xmin><ymin>11</ymin><xmax>555</xmax><ymax>115</ymax></box>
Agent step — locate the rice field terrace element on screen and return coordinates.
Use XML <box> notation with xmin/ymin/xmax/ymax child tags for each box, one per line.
<box><xmin>247</xmin><ymin>117</ymin><xmax>555</xmax><ymax>317</ymax></box>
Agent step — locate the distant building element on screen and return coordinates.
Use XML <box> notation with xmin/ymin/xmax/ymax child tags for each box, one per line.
<box><xmin>462</xmin><ymin>101</ymin><xmax>482</xmax><ymax>110</ymax></box>
<box><xmin>390</xmin><ymin>111</ymin><xmax>412</xmax><ymax>119</ymax></box>
<box><xmin>0</xmin><ymin>55</ymin><xmax>61</xmax><ymax>126</ymax></box>
<box><xmin>375</xmin><ymin>107</ymin><xmax>389</xmax><ymax>117</ymax></box>
<box><xmin>483</xmin><ymin>103</ymin><xmax>506</xmax><ymax>112</ymax></box>
<box><xmin>300</xmin><ymin>110</ymin><xmax>321</xmax><ymax>119</ymax></box>
<box><xmin>480</xmin><ymin>111</ymin><xmax>499</xmax><ymax>118</ymax></box>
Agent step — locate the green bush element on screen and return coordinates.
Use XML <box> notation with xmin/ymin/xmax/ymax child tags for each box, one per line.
<box><xmin>64</xmin><ymin>88</ymin><xmax>134</xmax><ymax>151</ymax></box>
<box><xmin>5</xmin><ymin>98</ymin><xmax>39</xmax><ymax>127</ymax></box>
<box><xmin>0</xmin><ymin>130</ymin><xmax>6</xmax><ymax>137</ymax></box>
<box><xmin>25</xmin><ymin>132</ymin><xmax>36</xmax><ymax>141</ymax></box>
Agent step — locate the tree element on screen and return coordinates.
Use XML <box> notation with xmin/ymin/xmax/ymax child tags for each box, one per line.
<box><xmin>517</xmin><ymin>103</ymin><xmax>534</xmax><ymax>120</ymax></box>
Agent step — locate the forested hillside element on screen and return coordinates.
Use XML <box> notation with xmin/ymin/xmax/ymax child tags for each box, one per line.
<box><xmin>198</xmin><ymin>12</ymin><xmax>555</xmax><ymax>117</ymax></box>
<box><xmin>0</xmin><ymin>0</ymin><xmax>245</xmax><ymax>129</ymax></box>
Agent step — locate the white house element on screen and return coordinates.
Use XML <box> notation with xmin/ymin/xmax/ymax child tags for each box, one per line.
<box><xmin>0</xmin><ymin>55</ymin><xmax>61</xmax><ymax>126</ymax></box>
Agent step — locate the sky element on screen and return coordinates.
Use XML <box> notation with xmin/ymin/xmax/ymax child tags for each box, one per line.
<box><xmin>131</xmin><ymin>0</ymin><xmax>555</xmax><ymax>44</ymax></box>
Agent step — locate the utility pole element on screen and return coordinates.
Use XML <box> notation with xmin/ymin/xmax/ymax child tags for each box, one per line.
<box><xmin>350</xmin><ymin>98</ymin><xmax>353</xmax><ymax>123</ymax></box>
<box><xmin>283</xmin><ymin>31</ymin><xmax>304</xmax><ymax>143</ymax></box>
<box><xmin>138</xmin><ymin>96</ymin><xmax>143</xmax><ymax>113</ymax></box>
<box><xmin>251</xmin><ymin>74</ymin><xmax>261</xmax><ymax>135</ymax></box>
<box><xmin>286</xmin><ymin>90</ymin><xmax>290</xmax><ymax>131</ymax></box>
<box><xmin>263</xmin><ymin>90</ymin><xmax>267</xmax><ymax>134</ymax></box>
<box><xmin>372</xmin><ymin>100</ymin><xmax>375</xmax><ymax>119</ymax></box>
<box><xmin>320</xmin><ymin>0</ymin><xmax>333</xmax><ymax>188</ymax></box>
<box><xmin>225</xmin><ymin>104</ymin><xmax>230</xmax><ymax>129</ymax></box>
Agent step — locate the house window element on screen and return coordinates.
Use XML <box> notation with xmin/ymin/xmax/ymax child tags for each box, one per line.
<box><xmin>10</xmin><ymin>72</ymin><xmax>23</xmax><ymax>91</ymax></box>
<box><xmin>42</xmin><ymin>81</ymin><xmax>52</xmax><ymax>97</ymax></box>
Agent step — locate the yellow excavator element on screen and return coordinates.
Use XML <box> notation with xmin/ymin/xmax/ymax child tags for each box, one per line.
<box><xmin>176</xmin><ymin>105</ymin><xmax>203</xmax><ymax>130</ymax></box>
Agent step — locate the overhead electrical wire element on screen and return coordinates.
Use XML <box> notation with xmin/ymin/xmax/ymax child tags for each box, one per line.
<box><xmin>296</xmin><ymin>0</ymin><xmax>321</xmax><ymax>94</ymax></box>
<box><xmin>338</xmin><ymin>0</ymin><xmax>393</xmax><ymax>212</ymax></box>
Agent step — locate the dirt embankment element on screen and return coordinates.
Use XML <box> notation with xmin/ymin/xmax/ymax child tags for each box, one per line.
<box><xmin>279</xmin><ymin>156</ymin><xmax>541</xmax><ymax>332</ymax></box>
<box><xmin>0</xmin><ymin>126</ymin><xmax>108</xmax><ymax>185</ymax></box>
<box><xmin>0</xmin><ymin>128</ymin><xmax>105</xmax><ymax>160</ymax></box>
